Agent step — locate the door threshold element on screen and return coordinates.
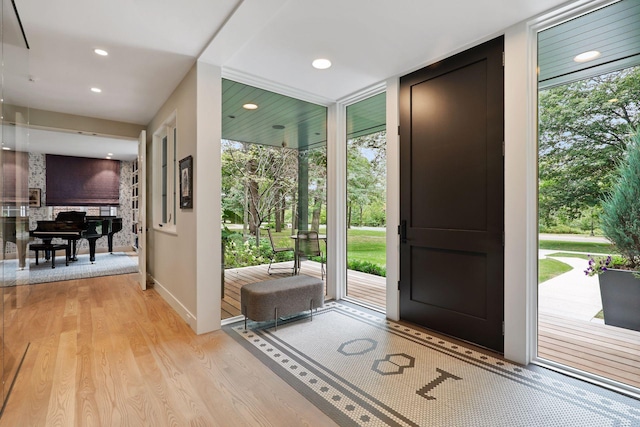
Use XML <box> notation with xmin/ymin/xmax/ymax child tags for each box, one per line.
<box><xmin>340</xmin><ymin>297</ymin><xmax>386</xmax><ymax>315</ymax></box>
<box><xmin>532</xmin><ymin>357</ymin><xmax>640</xmax><ymax>400</ymax></box>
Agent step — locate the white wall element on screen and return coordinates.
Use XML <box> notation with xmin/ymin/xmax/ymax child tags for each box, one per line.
<box><xmin>146</xmin><ymin>61</ymin><xmax>222</xmax><ymax>334</ymax></box>
<box><xmin>504</xmin><ymin>21</ymin><xmax>535</xmax><ymax>364</ymax></box>
<box><xmin>385</xmin><ymin>78</ymin><xmax>400</xmax><ymax>321</ymax></box>
<box><xmin>147</xmin><ymin>65</ymin><xmax>199</xmax><ymax>326</ymax></box>
<box><xmin>195</xmin><ymin>61</ymin><xmax>222</xmax><ymax>333</ymax></box>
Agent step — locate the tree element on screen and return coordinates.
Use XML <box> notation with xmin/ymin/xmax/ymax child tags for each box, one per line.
<box><xmin>307</xmin><ymin>147</ymin><xmax>327</xmax><ymax>231</ymax></box>
<box><xmin>222</xmin><ymin>141</ymin><xmax>298</xmax><ymax>244</ymax></box>
<box><xmin>347</xmin><ymin>132</ymin><xmax>386</xmax><ymax>228</ymax></box>
<box><xmin>539</xmin><ymin>66</ymin><xmax>640</xmax><ymax>226</ymax></box>
<box><xmin>600</xmin><ymin>133</ymin><xmax>640</xmax><ymax>268</ymax></box>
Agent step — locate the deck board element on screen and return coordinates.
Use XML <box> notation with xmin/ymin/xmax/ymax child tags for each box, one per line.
<box><xmin>538</xmin><ymin>313</ymin><xmax>640</xmax><ymax>389</ymax></box>
<box><xmin>222</xmin><ymin>262</ymin><xmax>386</xmax><ymax>319</ymax></box>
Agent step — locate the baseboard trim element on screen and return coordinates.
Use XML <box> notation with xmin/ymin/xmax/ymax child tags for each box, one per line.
<box><xmin>151</xmin><ymin>276</ymin><xmax>197</xmax><ymax>331</ymax></box>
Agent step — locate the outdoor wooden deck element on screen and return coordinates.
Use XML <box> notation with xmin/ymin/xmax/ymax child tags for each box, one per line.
<box><xmin>223</xmin><ymin>263</ymin><xmax>639</xmax><ymax>390</ymax></box>
<box><xmin>222</xmin><ymin>261</ymin><xmax>386</xmax><ymax>319</ymax></box>
<box><xmin>538</xmin><ymin>313</ymin><xmax>640</xmax><ymax>389</ymax></box>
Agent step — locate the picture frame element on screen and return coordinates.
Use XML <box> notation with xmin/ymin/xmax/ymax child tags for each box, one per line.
<box><xmin>28</xmin><ymin>188</ymin><xmax>41</xmax><ymax>208</ymax></box>
<box><xmin>179</xmin><ymin>155</ymin><xmax>193</xmax><ymax>209</ymax></box>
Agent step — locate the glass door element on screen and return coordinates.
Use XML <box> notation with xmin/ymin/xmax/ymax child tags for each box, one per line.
<box><xmin>345</xmin><ymin>93</ymin><xmax>387</xmax><ymax>310</ymax></box>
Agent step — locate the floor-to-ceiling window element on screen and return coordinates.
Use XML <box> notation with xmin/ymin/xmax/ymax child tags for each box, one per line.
<box><xmin>345</xmin><ymin>92</ymin><xmax>387</xmax><ymax>310</ymax></box>
<box><xmin>220</xmin><ymin>79</ymin><xmax>327</xmax><ymax>320</ymax></box>
<box><xmin>537</xmin><ymin>0</ymin><xmax>640</xmax><ymax>394</ymax></box>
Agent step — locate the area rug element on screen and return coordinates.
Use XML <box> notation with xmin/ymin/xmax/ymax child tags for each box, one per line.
<box><xmin>226</xmin><ymin>302</ymin><xmax>640</xmax><ymax>427</ymax></box>
<box><xmin>2</xmin><ymin>252</ymin><xmax>138</xmax><ymax>287</ymax></box>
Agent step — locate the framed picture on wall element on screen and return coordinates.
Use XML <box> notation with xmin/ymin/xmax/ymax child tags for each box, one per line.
<box><xmin>28</xmin><ymin>188</ymin><xmax>41</xmax><ymax>207</ymax></box>
<box><xmin>179</xmin><ymin>155</ymin><xmax>193</xmax><ymax>209</ymax></box>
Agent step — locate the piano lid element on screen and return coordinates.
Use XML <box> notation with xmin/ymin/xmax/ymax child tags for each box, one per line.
<box><xmin>56</xmin><ymin>211</ymin><xmax>87</xmax><ymax>222</ymax></box>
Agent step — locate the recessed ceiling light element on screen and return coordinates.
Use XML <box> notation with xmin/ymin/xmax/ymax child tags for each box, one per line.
<box><xmin>2</xmin><ymin>147</ymin><xmax>11</xmax><ymax>151</ymax></box>
<box><xmin>312</xmin><ymin>58</ymin><xmax>332</xmax><ymax>69</ymax></box>
<box><xmin>243</xmin><ymin>103</ymin><xmax>258</xmax><ymax>110</ymax></box>
<box><xmin>573</xmin><ymin>50</ymin><xmax>601</xmax><ymax>63</ymax></box>
<box><xmin>94</xmin><ymin>48</ymin><xmax>108</xmax><ymax>56</ymax></box>
<box><xmin>108</xmin><ymin>152</ymin><xmax>113</xmax><ymax>156</ymax></box>
<box><xmin>106</xmin><ymin>156</ymin><xmax>112</xmax><ymax>159</ymax></box>
<box><xmin>91</xmin><ymin>87</ymin><xmax>102</xmax><ymax>93</ymax></box>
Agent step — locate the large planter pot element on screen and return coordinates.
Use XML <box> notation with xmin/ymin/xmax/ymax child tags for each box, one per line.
<box><xmin>598</xmin><ymin>269</ymin><xmax>640</xmax><ymax>332</ymax></box>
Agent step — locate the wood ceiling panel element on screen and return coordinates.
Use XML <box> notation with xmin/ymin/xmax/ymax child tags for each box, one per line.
<box><xmin>222</xmin><ymin>79</ymin><xmax>327</xmax><ymax>150</ymax></box>
<box><xmin>538</xmin><ymin>0</ymin><xmax>640</xmax><ymax>88</ymax></box>
<box><xmin>346</xmin><ymin>92</ymin><xmax>386</xmax><ymax>139</ymax></box>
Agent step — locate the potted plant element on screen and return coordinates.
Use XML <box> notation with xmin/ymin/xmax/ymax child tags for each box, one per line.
<box><xmin>586</xmin><ymin>133</ymin><xmax>640</xmax><ymax>332</ymax></box>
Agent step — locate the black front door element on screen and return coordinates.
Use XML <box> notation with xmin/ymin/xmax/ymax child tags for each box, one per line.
<box><xmin>399</xmin><ymin>36</ymin><xmax>504</xmax><ymax>352</ymax></box>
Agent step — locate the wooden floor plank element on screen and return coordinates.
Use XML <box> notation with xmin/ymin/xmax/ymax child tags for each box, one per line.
<box><xmin>0</xmin><ymin>274</ymin><xmax>337</xmax><ymax>427</ymax></box>
<box><xmin>45</xmin><ymin>330</ymin><xmax>77</xmax><ymax>426</ymax></box>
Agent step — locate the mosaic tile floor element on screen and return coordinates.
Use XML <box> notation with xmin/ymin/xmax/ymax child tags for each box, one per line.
<box><xmin>226</xmin><ymin>302</ymin><xmax>640</xmax><ymax>427</ymax></box>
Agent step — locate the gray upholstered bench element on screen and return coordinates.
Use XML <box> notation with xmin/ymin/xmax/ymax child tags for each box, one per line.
<box><xmin>241</xmin><ymin>274</ymin><xmax>324</xmax><ymax>330</ymax></box>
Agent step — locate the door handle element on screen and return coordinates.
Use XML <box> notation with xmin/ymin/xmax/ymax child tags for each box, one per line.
<box><xmin>399</xmin><ymin>220</ymin><xmax>408</xmax><ymax>243</ymax></box>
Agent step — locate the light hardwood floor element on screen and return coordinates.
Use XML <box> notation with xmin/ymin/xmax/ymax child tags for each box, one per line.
<box><xmin>0</xmin><ymin>274</ymin><xmax>337</xmax><ymax>426</ymax></box>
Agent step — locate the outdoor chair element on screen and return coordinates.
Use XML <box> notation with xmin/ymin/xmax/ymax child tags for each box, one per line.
<box><xmin>296</xmin><ymin>230</ymin><xmax>325</xmax><ymax>280</ymax></box>
<box><xmin>266</xmin><ymin>228</ymin><xmax>295</xmax><ymax>275</ymax></box>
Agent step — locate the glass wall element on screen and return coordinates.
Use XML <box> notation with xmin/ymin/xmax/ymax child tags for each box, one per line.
<box><xmin>537</xmin><ymin>0</ymin><xmax>640</xmax><ymax>392</ymax></box>
<box><xmin>1</xmin><ymin>0</ymin><xmax>31</xmax><ymax>407</ymax></box>
<box><xmin>345</xmin><ymin>93</ymin><xmax>386</xmax><ymax>309</ymax></box>
<box><xmin>220</xmin><ymin>79</ymin><xmax>327</xmax><ymax>320</ymax></box>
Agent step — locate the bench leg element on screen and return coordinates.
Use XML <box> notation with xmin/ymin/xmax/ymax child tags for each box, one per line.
<box><xmin>35</xmin><ymin>249</ymin><xmax>39</xmax><ymax>266</ymax></box>
<box><xmin>51</xmin><ymin>249</ymin><xmax>56</xmax><ymax>269</ymax></box>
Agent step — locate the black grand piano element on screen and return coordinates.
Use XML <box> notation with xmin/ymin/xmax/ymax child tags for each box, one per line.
<box><xmin>29</xmin><ymin>211</ymin><xmax>123</xmax><ymax>263</ymax></box>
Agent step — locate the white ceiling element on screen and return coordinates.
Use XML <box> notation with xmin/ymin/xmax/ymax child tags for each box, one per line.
<box><xmin>9</xmin><ymin>0</ymin><xmax>573</xmax><ymax>156</ymax></box>
<box><xmin>1</xmin><ymin>125</ymin><xmax>137</xmax><ymax>161</ymax></box>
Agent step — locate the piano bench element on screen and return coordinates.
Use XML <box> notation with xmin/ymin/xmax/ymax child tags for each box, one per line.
<box><xmin>29</xmin><ymin>243</ymin><xmax>69</xmax><ymax>268</ymax></box>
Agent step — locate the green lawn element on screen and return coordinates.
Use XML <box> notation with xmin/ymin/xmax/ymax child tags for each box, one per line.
<box><xmin>538</xmin><ymin>258</ymin><xmax>572</xmax><ymax>283</ymax></box>
<box><xmin>268</xmin><ymin>227</ymin><xmax>387</xmax><ymax>266</ymax></box>
<box><xmin>538</xmin><ymin>240</ymin><xmax>615</xmax><ymax>254</ymax></box>
<box><xmin>347</xmin><ymin>229</ymin><xmax>386</xmax><ymax>266</ymax></box>
<box><xmin>263</xmin><ymin>232</ymin><xmax>613</xmax><ymax>272</ymax></box>
<box><xmin>546</xmin><ymin>252</ymin><xmax>589</xmax><ymax>259</ymax></box>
